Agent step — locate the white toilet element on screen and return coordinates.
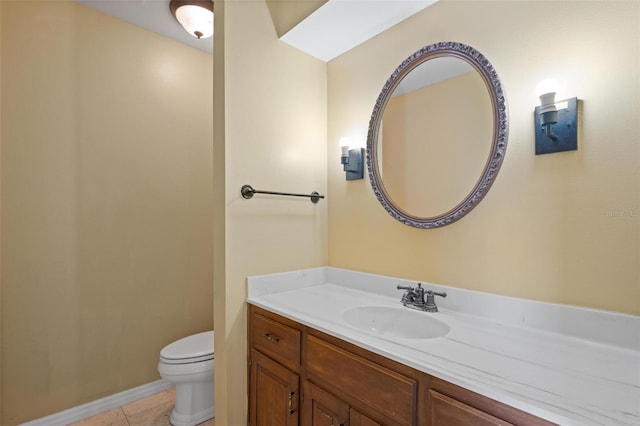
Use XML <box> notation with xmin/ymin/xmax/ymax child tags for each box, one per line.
<box><xmin>158</xmin><ymin>331</ymin><xmax>215</xmax><ymax>426</ymax></box>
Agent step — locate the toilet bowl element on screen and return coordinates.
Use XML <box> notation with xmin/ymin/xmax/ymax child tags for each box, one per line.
<box><xmin>158</xmin><ymin>331</ymin><xmax>215</xmax><ymax>426</ymax></box>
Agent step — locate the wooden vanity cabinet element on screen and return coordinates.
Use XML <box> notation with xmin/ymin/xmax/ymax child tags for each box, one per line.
<box><xmin>248</xmin><ymin>305</ymin><xmax>555</xmax><ymax>426</ymax></box>
<box><xmin>249</xmin><ymin>307</ymin><xmax>302</xmax><ymax>426</ymax></box>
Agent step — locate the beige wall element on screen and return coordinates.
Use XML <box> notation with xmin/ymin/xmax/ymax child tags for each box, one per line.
<box><xmin>1</xmin><ymin>1</ymin><xmax>213</xmax><ymax>423</ymax></box>
<box><xmin>328</xmin><ymin>1</ymin><xmax>639</xmax><ymax>315</ymax></box>
<box><xmin>213</xmin><ymin>0</ymin><xmax>328</xmax><ymax>423</ymax></box>
<box><xmin>0</xmin><ymin>0</ymin><xmax>3</xmax><ymax>417</ymax></box>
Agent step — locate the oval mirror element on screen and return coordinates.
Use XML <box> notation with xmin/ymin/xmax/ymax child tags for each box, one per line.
<box><xmin>366</xmin><ymin>42</ymin><xmax>508</xmax><ymax>228</ymax></box>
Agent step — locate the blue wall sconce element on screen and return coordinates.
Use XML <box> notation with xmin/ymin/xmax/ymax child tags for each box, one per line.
<box><xmin>340</xmin><ymin>139</ymin><xmax>364</xmax><ymax>180</ymax></box>
<box><xmin>534</xmin><ymin>79</ymin><xmax>579</xmax><ymax>155</ymax></box>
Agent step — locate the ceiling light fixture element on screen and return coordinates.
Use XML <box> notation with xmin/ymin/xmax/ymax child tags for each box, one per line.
<box><xmin>169</xmin><ymin>0</ymin><xmax>214</xmax><ymax>39</ymax></box>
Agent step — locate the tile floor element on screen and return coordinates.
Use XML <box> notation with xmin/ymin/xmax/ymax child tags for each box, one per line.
<box><xmin>68</xmin><ymin>388</ymin><xmax>214</xmax><ymax>426</ymax></box>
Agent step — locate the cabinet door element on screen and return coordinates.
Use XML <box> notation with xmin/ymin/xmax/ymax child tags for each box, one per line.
<box><xmin>427</xmin><ymin>390</ymin><xmax>514</xmax><ymax>426</ymax></box>
<box><xmin>303</xmin><ymin>381</ymin><xmax>349</xmax><ymax>426</ymax></box>
<box><xmin>350</xmin><ymin>408</ymin><xmax>384</xmax><ymax>426</ymax></box>
<box><xmin>250</xmin><ymin>349</ymin><xmax>300</xmax><ymax>426</ymax></box>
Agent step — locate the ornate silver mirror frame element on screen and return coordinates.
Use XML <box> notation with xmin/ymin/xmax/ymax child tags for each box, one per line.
<box><xmin>366</xmin><ymin>41</ymin><xmax>508</xmax><ymax>229</ymax></box>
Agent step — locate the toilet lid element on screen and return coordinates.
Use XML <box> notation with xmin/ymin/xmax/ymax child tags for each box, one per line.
<box><xmin>160</xmin><ymin>331</ymin><xmax>214</xmax><ymax>364</ymax></box>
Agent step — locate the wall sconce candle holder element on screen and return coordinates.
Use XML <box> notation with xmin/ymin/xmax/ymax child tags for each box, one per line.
<box><xmin>340</xmin><ymin>146</ymin><xmax>365</xmax><ymax>180</ymax></box>
<box><xmin>534</xmin><ymin>95</ymin><xmax>579</xmax><ymax>155</ymax></box>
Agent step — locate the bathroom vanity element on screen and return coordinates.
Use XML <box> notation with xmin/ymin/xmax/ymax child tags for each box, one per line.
<box><xmin>249</xmin><ymin>304</ymin><xmax>552</xmax><ymax>425</ymax></box>
<box><xmin>246</xmin><ymin>268</ymin><xmax>640</xmax><ymax>426</ymax></box>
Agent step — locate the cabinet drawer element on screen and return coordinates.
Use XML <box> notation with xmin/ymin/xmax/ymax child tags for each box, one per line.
<box><xmin>251</xmin><ymin>311</ymin><xmax>301</xmax><ymax>371</ymax></box>
<box><xmin>427</xmin><ymin>390</ymin><xmax>514</xmax><ymax>426</ymax></box>
<box><xmin>306</xmin><ymin>334</ymin><xmax>417</xmax><ymax>425</ymax></box>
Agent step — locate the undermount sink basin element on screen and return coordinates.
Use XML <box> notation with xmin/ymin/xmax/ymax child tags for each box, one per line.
<box><xmin>341</xmin><ymin>306</ymin><xmax>450</xmax><ymax>339</ymax></box>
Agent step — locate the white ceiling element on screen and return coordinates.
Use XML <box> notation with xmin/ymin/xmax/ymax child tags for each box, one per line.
<box><xmin>74</xmin><ymin>0</ymin><xmax>438</xmax><ymax>61</ymax></box>
<box><xmin>281</xmin><ymin>0</ymin><xmax>438</xmax><ymax>62</ymax></box>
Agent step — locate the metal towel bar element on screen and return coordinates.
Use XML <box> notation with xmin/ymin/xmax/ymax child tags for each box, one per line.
<box><xmin>240</xmin><ymin>184</ymin><xmax>324</xmax><ymax>204</ymax></box>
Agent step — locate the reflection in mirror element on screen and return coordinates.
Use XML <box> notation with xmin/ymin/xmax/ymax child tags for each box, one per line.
<box><xmin>379</xmin><ymin>57</ymin><xmax>493</xmax><ymax>217</ymax></box>
<box><xmin>367</xmin><ymin>42</ymin><xmax>508</xmax><ymax>228</ymax></box>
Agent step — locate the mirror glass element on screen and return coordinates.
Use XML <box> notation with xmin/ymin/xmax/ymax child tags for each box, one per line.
<box><xmin>367</xmin><ymin>42</ymin><xmax>508</xmax><ymax>228</ymax></box>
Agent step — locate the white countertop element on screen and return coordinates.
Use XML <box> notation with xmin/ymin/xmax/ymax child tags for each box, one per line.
<box><xmin>246</xmin><ymin>268</ymin><xmax>640</xmax><ymax>426</ymax></box>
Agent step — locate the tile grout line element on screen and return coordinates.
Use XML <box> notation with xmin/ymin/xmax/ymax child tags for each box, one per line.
<box><xmin>122</xmin><ymin>407</ymin><xmax>132</xmax><ymax>426</ymax></box>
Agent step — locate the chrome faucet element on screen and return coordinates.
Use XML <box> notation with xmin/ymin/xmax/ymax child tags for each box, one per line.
<box><xmin>397</xmin><ymin>283</ymin><xmax>446</xmax><ymax>312</ymax></box>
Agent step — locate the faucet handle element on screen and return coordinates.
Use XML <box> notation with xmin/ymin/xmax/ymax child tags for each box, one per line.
<box><xmin>424</xmin><ymin>290</ymin><xmax>446</xmax><ymax>312</ymax></box>
<box><xmin>397</xmin><ymin>283</ymin><xmax>425</xmax><ymax>291</ymax></box>
<box><xmin>397</xmin><ymin>284</ymin><xmax>417</xmax><ymax>305</ymax></box>
<box><xmin>396</xmin><ymin>284</ymin><xmax>414</xmax><ymax>291</ymax></box>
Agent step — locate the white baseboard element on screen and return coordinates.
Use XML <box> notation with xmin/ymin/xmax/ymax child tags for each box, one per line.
<box><xmin>20</xmin><ymin>379</ymin><xmax>174</xmax><ymax>426</ymax></box>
